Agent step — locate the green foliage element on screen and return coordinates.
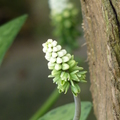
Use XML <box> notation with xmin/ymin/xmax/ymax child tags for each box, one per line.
<box><xmin>38</xmin><ymin>102</ymin><xmax>92</xmax><ymax>120</ymax></box>
<box><xmin>0</xmin><ymin>14</ymin><xmax>28</xmax><ymax>65</ymax></box>
<box><xmin>51</xmin><ymin>3</ymin><xmax>81</xmax><ymax>51</ymax></box>
<box><xmin>30</xmin><ymin>89</ymin><xmax>61</xmax><ymax>120</ymax></box>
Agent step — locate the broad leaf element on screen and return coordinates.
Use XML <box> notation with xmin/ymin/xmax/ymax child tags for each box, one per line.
<box><xmin>38</xmin><ymin>102</ymin><xmax>92</xmax><ymax>120</ymax></box>
<box><xmin>0</xmin><ymin>14</ymin><xmax>28</xmax><ymax>65</ymax></box>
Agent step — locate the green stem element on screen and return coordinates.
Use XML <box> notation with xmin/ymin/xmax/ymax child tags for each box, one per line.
<box><xmin>73</xmin><ymin>93</ymin><xmax>81</xmax><ymax>120</ymax></box>
<box><xmin>30</xmin><ymin>89</ymin><xmax>61</xmax><ymax>120</ymax></box>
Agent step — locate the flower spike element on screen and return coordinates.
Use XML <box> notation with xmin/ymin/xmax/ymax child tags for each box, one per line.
<box><xmin>42</xmin><ymin>39</ymin><xmax>87</xmax><ymax>96</ymax></box>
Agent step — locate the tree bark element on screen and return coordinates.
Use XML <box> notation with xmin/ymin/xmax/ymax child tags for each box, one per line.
<box><xmin>80</xmin><ymin>0</ymin><xmax>120</xmax><ymax>120</ymax></box>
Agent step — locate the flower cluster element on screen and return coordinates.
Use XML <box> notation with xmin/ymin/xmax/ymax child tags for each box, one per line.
<box><xmin>48</xmin><ymin>0</ymin><xmax>69</xmax><ymax>14</ymax></box>
<box><xmin>42</xmin><ymin>39</ymin><xmax>87</xmax><ymax>96</ymax></box>
<box><xmin>48</xmin><ymin>0</ymin><xmax>81</xmax><ymax>51</ymax></box>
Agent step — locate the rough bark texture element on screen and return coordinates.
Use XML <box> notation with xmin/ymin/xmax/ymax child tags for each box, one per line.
<box><xmin>80</xmin><ymin>0</ymin><xmax>120</xmax><ymax>120</ymax></box>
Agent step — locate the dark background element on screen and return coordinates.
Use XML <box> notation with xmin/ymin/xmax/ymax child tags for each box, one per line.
<box><xmin>0</xmin><ymin>0</ymin><xmax>96</xmax><ymax>120</ymax></box>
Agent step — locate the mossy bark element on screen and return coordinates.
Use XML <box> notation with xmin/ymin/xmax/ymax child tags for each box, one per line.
<box><xmin>80</xmin><ymin>0</ymin><xmax>120</xmax><ymax>120</ymax></box>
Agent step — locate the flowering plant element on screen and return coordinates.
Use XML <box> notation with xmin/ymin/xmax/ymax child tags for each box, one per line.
<box><xmin>48</xmin><ymin>0</ymin><xmax>81</xmax><ymax>51</ymax></box>
<box><xmin>42</xmin><ymin>39</ymin><xmax>87</xmax><ymax>96</ymax></box>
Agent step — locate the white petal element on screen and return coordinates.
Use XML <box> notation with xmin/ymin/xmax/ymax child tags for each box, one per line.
<box><xmin>52</xmin><ymin>41</ymin><xmax>57</xmax><ymax>47</ymax></box>
<box><xmin>57</xmin><ymin>57</ymin><xmax>62</xmax><ymax>63</ymax></box>
<box><xmin>66</xmin><ymin>54</ymin><xmax>71</xmax><ymax>59</ymax></box>
<box><xmin>55</xmin><ymin>64</ymin><xmax>62</xmax><ymax>70</ymax></box>
<box><xmin>62</xmin><ymin>56</ymin><xmax>69</xmax><ymax>62</ymax></box>
<box><xmin>48</xmin><ymin>48</ymin><xmax>53</xmax><ymax>52</ymax></box>
<box><xmin>47</xmin><ymin>39</ymin><xmax>53</xmax><ymax>43</ymax></box>
<box><xmin>57</xmin><ymin>49</ymin><xmax>67</xmax><ymax>57</ymax></box>
<box><xmin>48</xmin><ymin>44</ymin><xmax>53</xmax><ymax>48</ymax></box>
<box><xmin>48</xmin><ymin>62</ymin><xmax>55</xmax><ymax>67</ymax></box>
<box><xmin>62</xmin><ymin>49</ymin><xmax>67</xmax><ymax>55</ymax></box>
<box><xmin>43</xmin><ymin>47</ymin><xmax>47</xmax><ymax>53</ymax></box>
<box><xmin>53</xmin><ymin>47</ymin><xmax>58</xmax><ymax>52</ymax></box>
<box><xmin>57</xmin><ymin>51</ymin><xmax>64</xmax><ymax>57</ymax></box>
<box><xmin>46</xmin><ymin>52</ymin><xmax>52</xmax><ymax>57</ymax></box>
<box><xmin>45</xmin><ymin>55</ymin><xmax>51</xmax><ymax>61</ymax></box>
<box><xmin>50</xmin><ymin>57</ymin><xmax>56</xmax><ymax>63</ymax></box>
<box><xmin>57</xmin><ymin>45</ymin><xmax>62</xmax><ymax>51</ymax></box>
<box><xmin>52</xmin><ymin>52</ymin><xmax>57</xmax><ymax>57</ymax></box>
<box><xmin>42</xmin><ymin>43</ymin><xmax>46</xmax><ymax>47</ymax></box>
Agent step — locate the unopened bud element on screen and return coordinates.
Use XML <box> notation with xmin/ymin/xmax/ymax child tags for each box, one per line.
<box><xmin>45</xmin><ymin>55</ymin><xmax>51</xmax><ymax>61</ymax></box>
<box><xmin>48</xmin><ymin>47</ymin><xmax>53</xmax><ymax>52</ymax></box>
<box><xmin>55</xmin><ymin>64</ymin><xmax>62</xmax><ymax>70</ymax></box>
<box><xmin>50</xmin><ymin>57</ymin><xmax>56</xmax><ymax>63</ymax></box>
<box><xmin>43</xmin><ymin>47</ymin><xmax>47</xmax><ymax>53</ymax></box>
<box><xmin>68</xmin><ymin>59</ymin><xmax>76</xmax><ymax>68</ymax></box>
<box><xmin>57</xmin><ymin>57</ymin><xmax>62</xmax><ymax>63</ymax></box>
<box><xmin>47</xmin><ymin>39</ymin><xmax>53</xmax><ymax>43</ymax></box>
<box><xmin>52</xmin><ymin>40</ymin><xmax>57</xmax><ymax>47</ymax></box>
<box><xmin>52</xmin><ymin>52</ymin><xmax>58</xmax><ymax>58</ymax></box>
<box><xmin>62</xmin><ymin>56</ymin><xmax>69</xmax><ymax>62</ymax></box>
<box><xmin>62</xmin><ymin>63</ymin><xmax>69</xmax><ymax>70</ymax></box>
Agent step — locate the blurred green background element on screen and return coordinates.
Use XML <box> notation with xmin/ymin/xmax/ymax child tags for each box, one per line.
<box><xmin>0</xmin><ymin>0</ymin><xmax>96</xmax><ymax>120</ymax></box>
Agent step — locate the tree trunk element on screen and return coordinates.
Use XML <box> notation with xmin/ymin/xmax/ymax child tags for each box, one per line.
<box><xmin>80</xmin><ymin>0</ymin><xmax>120</xmax><ymax>120</ymax></box>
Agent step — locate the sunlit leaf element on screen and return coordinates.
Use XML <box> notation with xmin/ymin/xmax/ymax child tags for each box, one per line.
<box><xmin>38</xmin><ymin>102</ymin><xmax>92</xmax><ymax>120</ymax></box>
<box><xmin>0</xmin><ymin>14</ymin><xmax>28</xmax><ymax>65</ymax></box>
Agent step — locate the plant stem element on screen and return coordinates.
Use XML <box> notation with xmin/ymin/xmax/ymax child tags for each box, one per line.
<box><xmin>30</xmin><ymin>89</ymin><xmax>60</xmax><ymax>120</ymax></box>
<box><xmin>73</xmin><ymin>93</ymin><xmax>81</xmax><ymax>120</ymax></box>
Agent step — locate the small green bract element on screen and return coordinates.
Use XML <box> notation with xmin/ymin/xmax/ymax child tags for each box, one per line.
<box><xmin>42</xmin><ymin>39</ymin><xmax>87</xmax><ymax>96</ymax></box>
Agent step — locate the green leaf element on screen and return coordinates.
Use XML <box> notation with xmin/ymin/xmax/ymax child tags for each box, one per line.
<box><xmin>38</xmin><ymin>102</ymin><xmax>92</xmax><ymax>120</ymax></box>
<box><xmin>0</xmin><ymin>14</ymin><xmax>28</xmax><ymax>65</ymax></box>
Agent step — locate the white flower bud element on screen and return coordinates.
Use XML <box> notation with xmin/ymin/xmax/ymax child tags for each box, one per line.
<box><xmin>52</xmin><ymin>52</ymin><xmax>58</xmax><ymax>58</ymax></box>
<box><xmin>62</xmin><ymin>63</ymin><xmax>69</xmax><ymax>70</ymax></box>
<box><xmin>46</xmin><ymin>52</ymin><xmax>52</xmax><ymax>58</ymax></box>
<box><xmin>50</xmin><ymin>57</ymin><xmax>56</xmax><ymax>63</ymax></box>
<box><xmin>57</xmin><ymin>45</ymin><xmax>62</xmax><ymax>51</ymax></box>
<box><xmin>52</xmin><ymin>41</ymin><xmax>57</xmax><ymax>47</ymax></box>
<box><xmin>62</xmin><ymin>56</ymin><xmax>69</xmax><ymax>62</ymax></box>
<box><xmin>53</xmin><ymin>47</ymin><xmax>58</xmax><ymax>52</ymax></box>
<box><xmin>45</xmin><ymin>55</ymin><xmax>51</xmax><ymax>61</ymax></box>
<box><xmin>58</xmin><ymin>49</ymin><xmax>67</xmax><ymax>57</ymax></box>
<box><xmin>66</xmin><ymin>54</ymin><xmax>71</xmax><ymax>59</ymax></box>
<box><xmin>62</xmin><ymin>49</ymin><xmax>67</xmax><ymax>55</ymax></box>
<box><xmin>49</xmin><ymin>0</ymin><xmax>69</xmax><ymax>14</ymax></box>
<box><xmin>53</xmin><ymin>45</ymin><xmax>62</xmax><ymax>52</ymax></box>
<box><xmin>48</xmin><ymin>66</ymin><xmax>54</xmax><ymax>70</ymax></box>
<box><xmin>57</xmin><ymin>57</ymin><xmax>62</xmax><ymax>64</ymax></box>
<box><xmin>43</xmin><ymin>47</ymin><xmax>47</xmax><ymax>53</ymax></box>
<box><xmin>48</xmin><ymin>47</ymin><xmax>53</xmax><ymax>52</ymax></box>
<box><xmin>48</xmin><ymin>62</ymin><xmax>55</xmax><ymax>67</ymax></box>
<box><xmin>42</xmin><ymin>43</ymin><xmax>46</xmax><ymax>47</ymax></box>
<box><xmin>57</xmin><ymin>51</ymin><xmax>63</xmax><ymax>57</ymax></box>
<box><xmin>48</xmin><ymin>44</ymin><xmax>53</xmax><ymax>48</ymax></box>
<box><xmin>47</xmin><ymin>39</ymin><xmax>53</xmax><ymax>43</ymax></box>
<box><xmin>55</xmin><ymin>64</ymin><xmax>62</xmax><ymax>70</ymax></box>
